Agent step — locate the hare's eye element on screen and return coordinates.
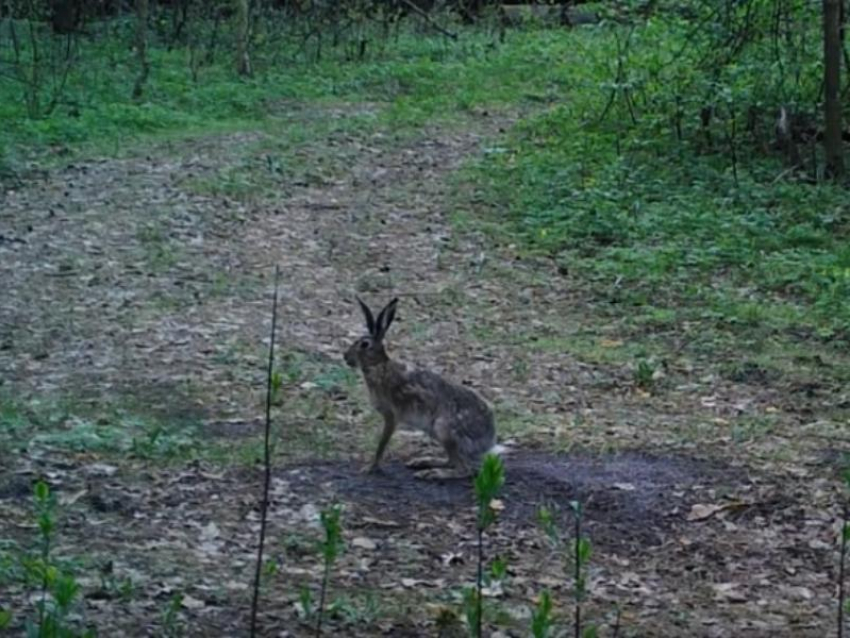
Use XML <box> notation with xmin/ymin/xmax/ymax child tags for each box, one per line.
<box><xmin>359</xmin><ymin>339</ymin><xmax>370</xmax><ymax>349</ymax></box>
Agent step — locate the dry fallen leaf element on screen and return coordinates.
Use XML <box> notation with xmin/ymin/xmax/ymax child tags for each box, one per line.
<box><xmin>401</xmin><ymin>578</ymin><xmax>426</xmax><ymax>588</ymax></box>
<box><xmin>84</xmin><ymin>463</ymin><xmax>118</xmax><ymax>477</ymax></box>
<box><xmin>482</xmin><ymin>582</ymin><xmax>504</xmax><ymax>598</ymax></box>
<box><xmin>181</xmin><ymin>594</ymin><xmax>206</xmax><ymax>610</ymax></box>
<box><xmin>687</xmin><ymin>503</ymin><xmax>725</xmax><ymax>521</ymax></box>
<box><xmin>441</xmin><ymin>552</ymin><xmax>464</xmax><ymax>566</ymax></box>
<box><xmin>712</xmin><ymin>582</ymin><xmax>747</xmax><ymax>603</ymax></box>
<box><xmin>600</xmin><ymin>338</ymin><xmax>623</xmax><ymax>348</ymax></box>
<box><xmin>361</xmin><ymin>516</ymin><xmax>400</xmax><ymax>528</ymax></box>
<box><xmin>60</xmin><ymin>489</ymin><xmax>87</xmax><ymax>506</ymax></box>
<box><xmin>780</xmin><ymin>585</ymin><xmax>813</xmax><ymax>601</ymax></box>
<box><xmin>401</xmin><ymin>578</ymin><xmax>445</xmax><ymax>589</ymax></box>
<box><xmin>351</xmin><ymin>536</ymin><xmax>378</xmax><ymax>551</ymax></box>
<box><xmin>200</xmin><ymin>522</ymin><xmax>220</xmax><ymax>541</ymax></box>
<box><xmin>687</xmin><ymin>501</ymin><xmax>749</xmax><ymax>522</ymax></box>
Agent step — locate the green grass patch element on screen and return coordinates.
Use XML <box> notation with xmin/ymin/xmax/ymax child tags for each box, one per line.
<box><xmin>0</xmin><ymin>394</ymin><xmax>200</xmax><ymax>461</ymax></box>
<box><xmin>452</xmin><ymin>20</ymin><xmax>850</xmax><ymax>389</ymax></box>
<box><xmin>1</xmin><ymin>23</ymin><xmax>581</xmax><ymax>164</ymax></box>
<box><xmin>0</xmin><ymin>350</ymin><xmax>365</xmax><ymax>466</ymax></box>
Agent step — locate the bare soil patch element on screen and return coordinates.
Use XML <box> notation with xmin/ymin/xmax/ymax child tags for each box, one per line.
<box><xmin>290</xmin><ymin>451</ymin><xmax>737</xmax><ymax>550</ymax></box>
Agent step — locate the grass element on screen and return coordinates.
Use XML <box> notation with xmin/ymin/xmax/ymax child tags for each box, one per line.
<box><xmin>4</xmin><ymin>13</ymin><xmax>846</xmax><ymax>329</ymax></box>
<box><xmin>0</xmin><ymin>393</ymin><xmax>199</xmax><ymax>460</ymax></box>
<box><xmin>447</xmin><ymin>24</ymin><xmax>850</xmax><ymax>399</ymax></box>
<box><xmin>0</xmin><ymin>19</ymin><xmax>567</xmax><ymax>166</ymax></box>
<box><xmin>462</xmin><ymin>106</ymin><xmax>850</xmax><ymax>331</ymax></box>
<box><xmin>0</xmin><ymin>348</ymin><xmax>365</xmax><ymax>466</ymax></box>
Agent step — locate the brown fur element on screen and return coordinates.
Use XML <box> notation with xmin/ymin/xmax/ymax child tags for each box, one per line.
<box><xmin>344</xmin><ymin>297</ymin><xmax>497</xmax><ymax>478</ymax></box>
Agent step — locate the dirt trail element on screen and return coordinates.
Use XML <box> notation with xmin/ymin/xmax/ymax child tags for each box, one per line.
<box><xmin>0</xmin><ymin>110</ymin><xmax>843</xmax><ymax>636</ymax></box>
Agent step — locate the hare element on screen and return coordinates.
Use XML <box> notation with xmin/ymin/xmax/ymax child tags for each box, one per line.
<box><xmin>344</xmin><ymin>296</ymin><xmax>501</xmax><ymax>480</ymax></box>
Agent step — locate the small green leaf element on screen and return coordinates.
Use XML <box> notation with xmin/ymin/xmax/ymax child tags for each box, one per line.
<box><xmin>34</xmin><ymin>480</ymin><xmax>49</xmax><ymax>502</ymax></box>
<box><xmin>537</xmin><ymin>505</ymin><xmax>553</xmax><ymax>528</ymax></box>
<box><xmin>38</xmin><ymin>512</ymin><xmax>53</xmax><ymax>538</ymax></box>
<box><xmin>320</xmin><ymin>504</ymin><xmax>344</xmax><ymax>563</ymax></box>
<box><xmin>582</xmin><ymin>624</ymin><xmax>599</xmax><ymax>638</ymax></box>
<box><xmin>299</xmin><ymin>586</ymin><xmax>314</xmax><ymax>618</ymax></box>
<box><xmin>490</xmin><ymin>556</ymin><xmax>507</xmax><ymax>580</ymax></box>
<box><xmin>0</xmin><ymin>608</ymin><xmax>12</xmax><ymax>629</ymax></box>
<box><xmin>537</xmin><ymin>505</ymin><xmax>560</xmax><ymax>544</ymax></box>
<box><xmin>843</xmin><ymin>522</ymin><xmax>850</xmax><ymax>542</ymax></box>
<box><xmin>531</xmin><ymin>590</ymin><xmax>552</xmax><ymax>638</ymax></box>
<box><xmin>44</xmin><ymin>565</ymin><xmax>59</xmax><ymax>588</ymax></box>
<box><xmin>461</xmin><ymin>586</ymin><xmax>480</xmax><ymax>634</ymax></box>
<box><xmin>271</xmin><ymin>371</ymin><xmax>283</xmax><ymax>399</ymax></box>
<box><xmin>474</xmin><ymin>454</ymin><xmax>505</xmax><ymax>529</ymax></box>
<box><xmin>576</xmin><ymin>573</ymin><xmax>587</xmax><ymax>597</ymax></box>
<box><xmin>578</xmin><ymin>538</ymin><xmax>592</xmax><ymax>565</ymax></box>
<box><xmin>54</xmin><ymin>574</ymin><xmax>80</xmax><ymax>609</ymax></box>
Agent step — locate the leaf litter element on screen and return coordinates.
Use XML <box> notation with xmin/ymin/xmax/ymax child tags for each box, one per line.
<box><xmin>0</xmin><ymin>105</ymin><xmax>846</xmax><ymax>636</ymax></box>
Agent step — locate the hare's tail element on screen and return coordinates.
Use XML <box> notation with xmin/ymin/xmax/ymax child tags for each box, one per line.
<box><xmin>487</xmin><ymin>443</ymin><xmax>508</xmax><ymax>457</ymax></box>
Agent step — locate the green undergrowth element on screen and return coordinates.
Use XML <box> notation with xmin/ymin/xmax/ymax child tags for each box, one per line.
<box><xmin>0</xmin><ymin>394</ymin><xmax>201</xmax><ymax>461</ymax></box>
<box><xmin>455</xmin><ymin>20</ymin><xmax>850</xmax><ymax>387</ymax></box>
<box><xmin>0</xmin><ymin>22</ymin><xmax>576</xmax><ymax>165</ymax></box>
<box><xmin>0</xmin><ymin>351</ymin><xmax>365</xmax><ymax>466</ymax></box>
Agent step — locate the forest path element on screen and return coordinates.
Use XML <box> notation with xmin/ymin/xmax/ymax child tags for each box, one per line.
<box><xmin>0</xmin><ymin>107</ymin><xmax>839</xmax><ymax>636</ymax></box>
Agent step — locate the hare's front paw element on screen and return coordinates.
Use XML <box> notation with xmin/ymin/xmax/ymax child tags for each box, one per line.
<box><xmin>360</xmin><ymin>462</ymin><xmax>382</xmax><ymax>475</ymax></box>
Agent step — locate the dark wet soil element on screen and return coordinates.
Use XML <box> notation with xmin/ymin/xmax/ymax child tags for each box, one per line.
<box><xmin>283</xmin><ymin>451</ymin><xmax>740</xmax><ymax>550</ymax></box>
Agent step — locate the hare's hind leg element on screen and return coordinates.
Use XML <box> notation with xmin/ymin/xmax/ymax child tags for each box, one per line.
<box><xmin>413</xmin><ymin>423</ymin><xmax>473</xmax><ymax>480</ymax></box>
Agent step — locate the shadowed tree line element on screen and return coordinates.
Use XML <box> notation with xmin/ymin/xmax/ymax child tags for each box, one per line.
<box><xmin>0</xmin><ymin>0</ymin><xmax>846</xmax><ymax>178</ymax></box>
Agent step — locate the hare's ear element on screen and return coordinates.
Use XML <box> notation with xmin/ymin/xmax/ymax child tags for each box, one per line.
<box><xmin>375</xmin><ymin>297</ymin><xmax>399</xmax><ymax>340</ymax></box>
<box><xmin>356</xmin><ymin>295</ymin><xmax>376</xmax><ymax>336</ymax></box>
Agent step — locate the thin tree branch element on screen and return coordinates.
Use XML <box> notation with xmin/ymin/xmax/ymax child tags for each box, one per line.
<box><xmin>838</xmin><ymin>506</ymin><xmax>850</xmax><ymax>638</ymax></box>
<box><xmin>249</xmin><ymin>265</ymin><xmax>281</xmax><ymax>637</ymax></box>
<box><xmin>399</xmin><ymin>0</ymin><xmax>457</xmax><ymax>40</ymax></box>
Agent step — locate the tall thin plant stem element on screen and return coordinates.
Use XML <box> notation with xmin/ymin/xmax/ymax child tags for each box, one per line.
<box><xmin>476</xmin><ymin>525</ymin><xmax>484</xmax><ymax>637</ymax></box>
<box><xmin>839</xmin><ymin>504</ymin><xmax>848</xmax><ymax>638</ymax></box>
<box><xmin>315</xmin><ymin>559</ymin><xmax>331</xmax><ymax>637</ymax></box>
<box><xmin>574</xmin><ymin>509</ymin><xmax>581</xmax><ymax>638</ymax></box>
<box><xmin>249</xmin><ymin>265</ymin><xmax>281</xmax><ymax>637</ymax></box>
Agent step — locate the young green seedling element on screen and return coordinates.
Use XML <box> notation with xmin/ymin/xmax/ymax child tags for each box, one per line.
<box><xmin>161</xmin><ymin>591</ymin><xmax>185</xmax><ymax>638</ymax></box>
<box><xmin>537</xmin><ymin>501</ymin><xmax>598</xmax><ymax>638</ymax></box>
<box><xmin>838</xmin><ymin>468</ymin><xmax>850</xmax><ymax>638</ymax></box>
<box><xmin>531</xmin><ymin>590</ymin><xmax>553</xmax><ymax>638</ymax></box>
<box><xmin>315</xmin><ymin>504</ymin><xmax>344</xmax><ymax>637</ymax></box>
<box><xmin>250</xmin><ymin>266</ymin><xmax>281</xmax><ymax>638</ymax></box>
<box><xmin>15</xmin><ymin>480</ymin><xmax>94</xmax><ymax>637</ymax></box>
<box><xmin>465</xmin><ymin>453</ymin><xmax>505</xmax><ymax>637</ymax></box>
<box><xmin>0</xmin><ymin>608</ymin><xmax>11</xmax><ymax>629</ymax></box>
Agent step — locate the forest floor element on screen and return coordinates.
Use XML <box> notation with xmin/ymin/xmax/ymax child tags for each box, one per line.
<box><xmin>1</xmin><ymin>102</ymin><xmax>848</xmax><ymax>637</ymax></box>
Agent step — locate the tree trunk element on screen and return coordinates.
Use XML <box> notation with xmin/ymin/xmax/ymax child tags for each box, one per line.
<box><xmin>132</xmin><ymin>0</ymin><xmax>150</xmax><ymax>100</ymax></box>
<box><xmin>824</xmin><ymin>0</ymin><xmax>844</xmax><ymax>178</ymax></box>
<box><xmin>235</xmin><ymin>0</ymin><xmax>252</xmax><ymax>77</ymax></box>
<box><xmin>50</xmin><ymin>0</ymin><xmax>81</xmax><ymax>35</ymax></box>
